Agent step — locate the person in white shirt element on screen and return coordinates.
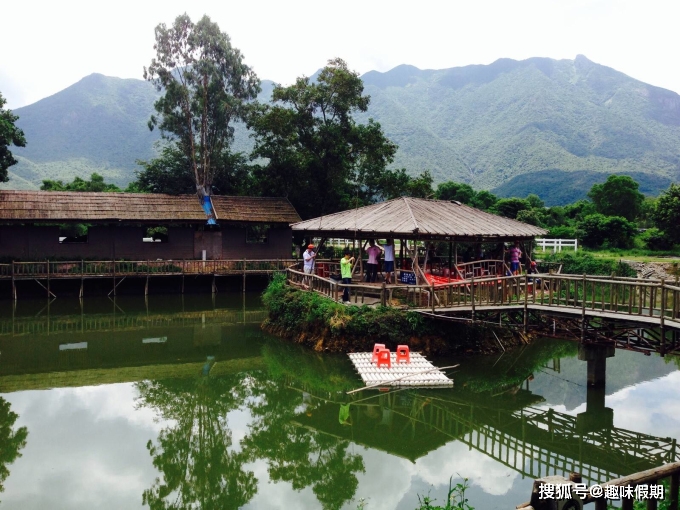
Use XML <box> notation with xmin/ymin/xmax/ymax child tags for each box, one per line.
<box><xmin>380</xmin><ymin>239</ymin><xmax>395</xmax><ymax>284</ymax></box>
<box><xmin>303</xmin><ymin>244</ymin><xmax>316</xmax><ymax>285</ymax></box>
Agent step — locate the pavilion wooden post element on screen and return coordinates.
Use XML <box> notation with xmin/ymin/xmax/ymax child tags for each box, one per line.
<box><xmin>448</xmin><ymin>241</ymin><xmax>452</xmax><ymax>283</ymax></box>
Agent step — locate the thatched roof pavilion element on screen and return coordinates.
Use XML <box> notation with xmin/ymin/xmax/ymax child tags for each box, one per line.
<box><xmin>292</xmin><ymin>197</ymin><xmax>546</xmax><ymax>242</ymax></box>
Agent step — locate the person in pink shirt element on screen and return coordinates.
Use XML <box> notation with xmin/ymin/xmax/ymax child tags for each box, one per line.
<box><xmin>365</xmin><ymin>239</ymin><xmax>382</xmax><ymax>283</ymax></box>
<box><xmin>508</xmin><ymin>241</ymin><xmax>522</xmax><ymax>275</ymax></box>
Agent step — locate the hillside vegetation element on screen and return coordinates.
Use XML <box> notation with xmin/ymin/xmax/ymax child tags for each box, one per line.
<box><xmin>4</xmin><ymin>55</ymin><xmax>680</xmax><ymax>203</ymax></box>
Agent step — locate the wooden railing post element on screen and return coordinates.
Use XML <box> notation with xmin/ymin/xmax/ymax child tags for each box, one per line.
<box><xmin>470</xmin><ymin>273</ymin><xmax>475</xmax><ymax>321</ymax></box>
<box><xmin>660</xmin><ymin>279</ymin><xmax>666</xmax><ymax>355</ymax></box>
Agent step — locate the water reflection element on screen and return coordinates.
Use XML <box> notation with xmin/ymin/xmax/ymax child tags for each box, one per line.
<box><xmin>0</xmin><ymin>295</ymin><xmax>678</xmax><ymax>509</ymax></box>
<box><xmin>0</xmin><ymin>397</ymin><xmax>27</xmax><ymax>498</ymax></box>
<box><xmin>137</xmin><ymin>375</ymin><xmax>257</xmax><ymax>509</ymax></box>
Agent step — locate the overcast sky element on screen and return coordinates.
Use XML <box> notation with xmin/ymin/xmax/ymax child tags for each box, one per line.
<box><xmin>2</xmin><ymin>0</ymin><xmax>679</xmax><ymax>110</ymax></box>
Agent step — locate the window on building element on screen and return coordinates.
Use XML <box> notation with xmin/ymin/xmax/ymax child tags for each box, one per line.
<box><xmin>246</xmin><ymin>224</ymin><xmax>270</xmax><ymax>244</ymax></box>
<box><xmin>143</xmin><ymin>226</ymin><xmax>168</xmax><ymax>243</ymax></box>
<box><xmin>59</xmin><ymin>224</ymin><xmax>88</xmax><ymax>244</ymax></box>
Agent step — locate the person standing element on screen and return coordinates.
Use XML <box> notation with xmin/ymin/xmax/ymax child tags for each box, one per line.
<box><xmin>380</xmin><ymin>239</ymin><xmax>395</xmax><ymax>284</ymax></box>
<box><xmin>340</xmin><ymin>250</ymin><xmax>355</xmax><ymax>303</ymax></box>
<box><xmin>508</xmin><ymin>241</ymin><xmax>522</xmax><ymax>275</ymax></box>
<box><xmin>365</xmin><ymin>239</ymin><xmax>382</xmax><ymax>283</ymax></box>
<box><xmin>303</xmin><ymin>244</ymin><xmax>316</xmax><ymax>285</ymax></box>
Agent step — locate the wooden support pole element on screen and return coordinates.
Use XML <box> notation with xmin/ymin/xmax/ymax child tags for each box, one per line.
<box><xmin>112</xmin><ymin>258</ymin><xmax>116</xmax><ymax>297</ymax></box>
<box><xmin>670</xmin><ymin>471</ymin><xmax>679</xmax><ymax>510</ymax></box>
<box><xmin>145</xmin><ymin>275</ymin><xmax>149</xmax><ymax>296</ymax></box>
<box><xmin>46</xmin><ymin>260</ymin><xmax>50</xmax><ymax>298</ymax></box>
<box><xmin>80</xmin><ymin>260</ymin><xmax>84</xmax><ymax>299</ymax></box>
<box><xmin>11</xmin><ymin>261</ymin><xmax>16</xmax><ymax>301</ymax></box>
<box><xmin>523</xmin><ymin>275</ymin><xmax>528</xmax><ymax>333</ymax></box>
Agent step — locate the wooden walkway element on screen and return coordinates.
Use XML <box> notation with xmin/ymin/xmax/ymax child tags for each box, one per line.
<box><xmin>0</xmin><ymin>259</ymin><xmax>298</xmax><ymax>298</ymax></box>
<box><xmin>288</xmin><ymin>268</ymin><xmax>680</xmax><ymax>333</ymax></box>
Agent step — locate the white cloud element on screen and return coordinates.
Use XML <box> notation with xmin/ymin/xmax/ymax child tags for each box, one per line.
<box><xmin>2</xmin><ymin>0</ymin><xmax>680</xmax><ymax>109</ymax></box>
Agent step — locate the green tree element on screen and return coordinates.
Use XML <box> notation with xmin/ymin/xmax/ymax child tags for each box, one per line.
<box><xmin>653</xmin><ymin>183</ymin><xmax>680</xmax><ymax>243</ymax></box>
<box><xmin>515</xmin><ymin>209</ymin><xmax>545</xmax><ymax>227</ymax></box>
<box><xmin>435</xmin><ymin>181</ymin><xmax>476</xmax><ymax>204</ymax></box>
<box><xmin>492</xmin><ymin>198</ymin><xmax>529</xmax><ymax>219</ymax></box>
<box><xmin>41</xmin><ymin>172</ymin><xmax>121</xmax><ymax>192</ymax></box>
<box><xmin>470</xmin><ymin>190</ymin><xmax>498</xmax><ymax>211</ymax></box>
<box><xmin>0</xmin><ymin>92</ymin><xmax>27</xmax><ymax>183</ymax></box>
<box><xmin>134</xmin><ymin>145</ymin><xmax>252</xmax><ymax>195</ymax></box>
<box><xmin>575</xmin><ymin>214</ymin><xmax>636</xmax><ymax>248</ymax></box>
<box><xmin>144</xmin><ymin>13</ymin><xmax>260</xmax><ymax>199</ymax></box>
<box><xmin>248</xmin><ymin>58</ymin><xmax>397</xmax><ymax>219</ymax></box>
<box><xmin>587</xmin><ymin>174</ymin><xmax>644</xmax><ymax>221</ymax></box>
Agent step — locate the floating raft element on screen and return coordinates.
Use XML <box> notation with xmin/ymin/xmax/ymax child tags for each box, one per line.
<box><xmin>348</xmin><ymin>352</ymin><xmax>454</xmax><ymax>388</ymax></box>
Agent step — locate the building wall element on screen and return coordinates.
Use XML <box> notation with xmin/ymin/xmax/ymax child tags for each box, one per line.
<box><xmin>0</xmin><ymin>224</ymin><xmax>293</xmax><ymax>260</ymax></box>
<box><xmin>221</xmin><ymin>226</ymin><xmax>293</xmax><ymax>259</ymax></box>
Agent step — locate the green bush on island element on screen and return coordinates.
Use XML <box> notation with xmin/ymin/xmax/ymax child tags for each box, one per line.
<box><xmin>262</xmin><ymin>273</ymin><xmax>515</xmax><ymax>355</ymax></box>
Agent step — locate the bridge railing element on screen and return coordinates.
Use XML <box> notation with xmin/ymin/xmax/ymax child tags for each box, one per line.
<box><xmin>284</xmin><ymin>269</ymin><xmax>680</xmax><ymax>327</ymax></box>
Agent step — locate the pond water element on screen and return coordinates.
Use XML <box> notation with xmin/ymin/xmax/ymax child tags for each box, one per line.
<box><xmin>0</xmin><ymin>293</ymin><xmax>678</xmax><ymax>510</ymax></box>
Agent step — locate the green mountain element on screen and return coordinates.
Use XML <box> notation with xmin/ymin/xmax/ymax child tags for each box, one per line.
<box><xmin>5</xmin><ymin>56</ymin><xmax>680</xmax><ymax>204</ymax></box>
<box><xmin>5</xmin><ymin>73</ymin><xmax>161</xmax><ymax>189</ymax></box>
<box><xmin>359</xmin><ymin>56</ymin><xmax>680</xmax><ymax>201</ymax></box>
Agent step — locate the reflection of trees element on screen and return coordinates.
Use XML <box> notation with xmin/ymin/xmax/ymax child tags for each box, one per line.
<box><xmin>0</xmin><ymin>397</ymin><xmax>28</xmax><ymax>497</ymax></box>
<box><xmin>136</xmin><ymin>375</ymin><xmax>256</xmax><ymax>510</ymax></box>
<box><xmin>242</xmin><ymin>377</ymin><xmax>364</xmax><ymax>510</ymax></box>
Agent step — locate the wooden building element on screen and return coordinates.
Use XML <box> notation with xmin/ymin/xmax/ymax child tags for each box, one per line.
<box><xmin>0</xmin><ymin>191</ymin><xmax>301</xmax><ymax>261</ymax></box>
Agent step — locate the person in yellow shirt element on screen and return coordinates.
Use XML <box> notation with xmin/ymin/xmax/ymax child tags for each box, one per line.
<box><xmin>340</xmin><ymin>250</ymin><xmax>355</xmax><ymax>303</ymax></box>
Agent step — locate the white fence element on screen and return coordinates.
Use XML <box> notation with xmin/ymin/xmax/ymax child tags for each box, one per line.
<box><xmin>536</xmin><ymin>238</ymin><xmax>578</xmax><ymax>252</ymax></box>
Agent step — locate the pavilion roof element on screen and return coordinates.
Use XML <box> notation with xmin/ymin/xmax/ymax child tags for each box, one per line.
<box><xmin>291</xmin><ymin>197</ymin><xmax>547</xmax><ymax>241</ymax></box>
<box><xmin>0</xmin><ymin>190</ymin><xmax>301</xmax><ymax>224</ymax></box>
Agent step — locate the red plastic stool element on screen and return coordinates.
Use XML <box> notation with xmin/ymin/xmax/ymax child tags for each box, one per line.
<box><xmin>396</xmin><ymin>345</ymin><xmax>410</xmax><ymax>364</ymax></box>
<box><xmin>376</xmin><ymin>348</ymin><xmax>391</xmax><ymax>369</ymax></box>
<box><xmin>371</xmin><ymin>343</ymin><xmax>386</xmax><ymax>364</ymax></box>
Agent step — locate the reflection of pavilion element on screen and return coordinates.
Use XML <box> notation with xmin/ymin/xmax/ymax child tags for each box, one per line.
<box><xmin>288</xmin><ymin>374</ymin><xmax>679</xmax><ymax>486</ymax></box>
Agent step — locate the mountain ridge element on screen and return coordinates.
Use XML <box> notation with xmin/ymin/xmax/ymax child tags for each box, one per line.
<box><xmin>4</xmin><ymin>55</ymin><xmax>680</xmax><ymax>204</ymax></box>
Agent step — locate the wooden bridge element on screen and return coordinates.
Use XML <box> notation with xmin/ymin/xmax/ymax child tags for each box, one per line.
<box><xmin>288</xmin><ymin>268</ymin><xmax>680</xmax><ymax>353</ymax></box>
<box><xmin>0</xmin><ymin>259</ymin><xmax>298</xmax><ymax>298</ymax></box>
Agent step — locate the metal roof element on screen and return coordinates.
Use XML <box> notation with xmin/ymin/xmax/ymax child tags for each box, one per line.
<box><xmin>291</xmin><ymin>197</ymin><xmax>547</xmax><ymax>241</ymax></box>
<box><xmin>0</xmin><ymin>191</ymin><xmax>301</xmax><ymax>224</ymax></box>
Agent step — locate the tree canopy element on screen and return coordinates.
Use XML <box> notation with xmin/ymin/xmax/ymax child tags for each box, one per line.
<box><xmin>144</xmin><ymin>13</ymin><xmax>260</xmax><ymax>197</ymax></box>
<box><xmin>41</xmin><ymin>172</ymin><xmax>122</xmax><ymax>192</ymax></box>
<box><xmin>248</xmin><ymin>58</ymin><xmax>398</xmax><ymax>219</ymax></box>
<box><xmin>653</xmin><ymin>183</ymin><xmax>680</xmax><ymax>243</ymax></box>
<box><xmin>587</xmin><ymin>174</ymin><xmax>644</xmax><ymax>221</ymax></box>
<box><xmin>0</xmin><ymin>92</ymin><xmax>27</xmax><ymax>183</ymax></box>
